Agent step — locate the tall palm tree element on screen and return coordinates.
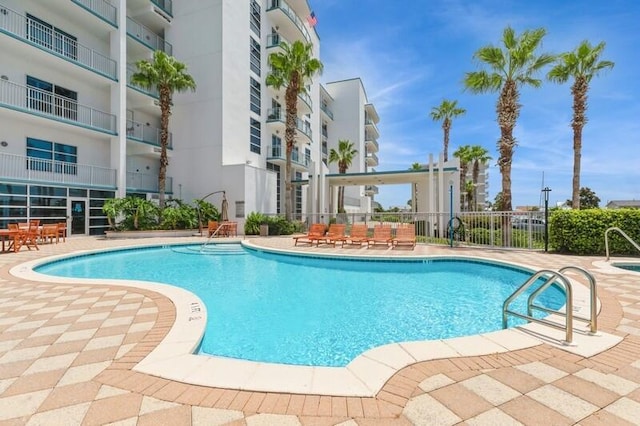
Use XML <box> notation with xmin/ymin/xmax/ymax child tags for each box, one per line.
<box><xmin>468</xmin><ymin>146</ymin><xmax>492</xmax><ymax>210</ymax></box>
<box><xmin>132</xmin><ymin>51</ymin><xmax>196</xmax><ymax>209</ymax></box>
<box><xmin>430</xmin><ymin>99</ymin><xmax>466</xmax><ymax>162</ymax></box>
<box><xmin>464</xmin><ymin>26</ymin><xmax>553</xmax><ymax>243</ymax></box>
<box><xmin>547</xmin><ymin>41</ymin><xmax>614</xmax><ymax>209</ymax></box>
<box><xmin>266</xmin><ymin>41</ymin><xmax>323</xmax><ymax>220</ymax></box>
<box><xmin>453</xmin><ymin>145</ymin><xmax>473</xmax><ymax>208</ymax></box>
<box><xmin>328</xmin><ymin>139</ymin><xmax>358</xmax><ymax>213</ymax></box>
<box><xmin>409</xmin><ymin>162</ymin><xmax>423</xmax><ymax>212</ymax></box>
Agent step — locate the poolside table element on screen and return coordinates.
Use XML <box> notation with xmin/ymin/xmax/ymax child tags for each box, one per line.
<box><xmin>0</xmin><ymin>229</ymin><xmax>21</xmax><ymax>253</ymax></box>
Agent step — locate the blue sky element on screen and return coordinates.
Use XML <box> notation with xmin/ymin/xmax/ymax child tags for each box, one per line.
<box><xmin>312</xmin><ymin>0</ymin><xmax>639</xmax><ymax>209</ymax></box>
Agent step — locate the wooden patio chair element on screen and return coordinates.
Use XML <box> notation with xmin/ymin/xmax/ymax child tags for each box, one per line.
<box><xmin>293</xmin><ymin>223</ymin><xmax>326</xmax><ymax>246</ymax></box>
<box><xmin>207</xmin><ymin>221</ymin><xmax>219</xmax><ymax>237</ymax></box>
<box><xmin>392</xmin><ymin>225</ymin><xmax>416</xmax><ymax>249</ymax></box>
<box><xmin>21</xmin><ymin>223</ymin><xmax>39</xmax><ymax>251</ymax></box>
<box><xmin>343</xmin><ymin>224</ymin><xmax>369</xmax><ymax>247</ymax></box>
<box><xmin>367</xmin><ymin>225</ymin><xmax>392</xmax><ymax>248</ymax></box>
<box><xmin>57</xmin><ymin>222</ymin><xmax>67</xmax><ymax>242</ymax></box>
<box><xmin>41</xmin><ymin>224</ymin><xmax>60</xmax><ymax>244</ymax></box>
<box><xmin>322</xmin><ymin>223</ymin><xmax>347</xmax><ymax>247</ymax></box>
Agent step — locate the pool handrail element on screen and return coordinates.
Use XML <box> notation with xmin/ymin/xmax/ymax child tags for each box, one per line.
<box><xmin>605</xmin><ymin>227</ymin><xmax>640</xmax><ymax>261</ymax></box>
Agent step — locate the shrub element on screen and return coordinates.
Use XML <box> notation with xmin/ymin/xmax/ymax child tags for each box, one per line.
<box><xmin>160</xmin><ymin>199</ymin><xmax>198</xmax><ymax>230</ymax></box>
<box><xmin>550</xmin><ymin>208</ymin><xmax>640</xmax><ymax>255</ymax></box>
<box><xmin>244</xmin><ymin>212</ymin><xmax>304</xmax><ymax>235</ymax></box>
<box><xmin>244</xmin><ymin>212</ymin><xmax>267</xmax><ymax>235</ymax></box>
<box><xmin>103</xmin><ymin>197</ymin><xmax>158</xmax><ymax>230</ymax></box>
<box><xmin>194</xmin><ymin>199</ymin><xmax>220</xmax><ymax>227</ymax></box>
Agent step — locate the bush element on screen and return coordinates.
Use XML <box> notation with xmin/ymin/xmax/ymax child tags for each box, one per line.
<box><xmin>103</xmin><ymin>197</ymin><xmax>158</xmax><ymax>230</ymax></box>
<box><xmin>244</xmin><ymin>212</ymin><xmax>304</xmax><ymax>236</ymax></box>
<box><xmin>244</xmin><ymin>212</ymin><xmax>267</xmax><ymax>235</ymax></box>
<box><xmin>160</xmin><ymin>199</ymin><xmax>198</xmax><ymax>230</ymax></box>
<box><xmin>550</xmin><ymin>208</ymin><xmax>640</xmax><ymax>255</ymax></box>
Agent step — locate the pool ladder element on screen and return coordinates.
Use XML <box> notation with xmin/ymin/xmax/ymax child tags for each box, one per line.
<box><xmin>502</xmin><ymin>266</ymin><xmax>597</xmax><ymax>344</ymax></box>
<box><xmin>605</xmin><ymin>227</ymin><xmax>640</xmax><ymax>260</ymax></box>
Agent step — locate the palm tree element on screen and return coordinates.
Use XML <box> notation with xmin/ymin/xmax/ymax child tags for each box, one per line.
<box><xmin>468</xmin><ymin>146</ymin><xmax>492</xmax><ymax>210</ymax></box>
<box><xmin>266</xmin><ymin>40</ymin><xmax>323</xmax><ymax>220</ymax></box>
<box><xmin>453</xmin><ymin>145</ymin><xmax>473</xmax><ymax>208</ymax></box>
<box><xmin>430</xmin><ymin>100</ymin><xmax>466</xmax><ymax>162</ymax></box>
<box><xmin>328</xmin><ymin>139</ymin><xmax>358</xmax><ymax>213</ymax></box>
<box><xmin>547</xmin><ymin>41</ymin><xmax>614</xmax><ymax>209</ymax></box>
<box><xmin>132</xmin><ymin>51</ymin><xmax>196</xmax><ymax>209</ymax></box>
<box><xmin>464</xmin><ymin>26</ymin><xmax>553</xmax><ymax>243</ymax></box>
<box><xmin>409</xmin><ymin>162</ymin><xmax>423</xmax><ymax>212</ymax></box>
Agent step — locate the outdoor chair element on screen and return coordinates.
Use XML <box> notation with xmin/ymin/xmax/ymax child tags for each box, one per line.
<box><xmin>392</xmin><ymin>225</ymin><xmax>416</xmax><ymax>249</ymax></box>
<box><xmin>207</xmin><ymin>221</ymin><xmax>219</xmax><ymax>237</ymax></box>
<box><xmin>41</xmin><ymin>224</ymin><xmax>59</xmax><ymax>244</ymax></box>
<box><xmin>293</xmin><ymin>223</ymin><xmax>326</xmax><ymax>246</ymax></box>
<box><xmin>322</xmin><ymin>223</ymin><xmax>347</xmax><ymax>247</ymax></box>
<box><xmin>367</xmin><ymin>225</ymin><xmax>393</xmax><ymax>248</ymax></box>
<box><xmin>343</xmin><ymin>224</ymin><xmax>369</xmax><ymax>247</ymax></box>
<box><xmin>57</xmin><ymin>222</ymin><xmax>67</xmax><ymax>242</ymax></box>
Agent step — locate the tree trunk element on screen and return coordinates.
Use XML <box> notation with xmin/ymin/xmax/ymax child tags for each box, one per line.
<box><xmin>158</xmin><ymin>87</ymin><xmax>171</xmax><ymax>209</ymax></box>
<box><xmin>284</xmin><ymin>82</ymin><xmax>299</xmax><ymax>220</ymax></box>
<box><xmin>571</xmin><ymin>77</ymin><xmax>588</xmax><ymax>210</ymax></box>
<box><xmin>443</xmin><ymin>119</ymin><xmax>451</xmax><ymax>162</ymax></box>
<box><xmin>497</xmin><ymin>79</ymin><xmax>519</xmax><ymax>246</ymax></box>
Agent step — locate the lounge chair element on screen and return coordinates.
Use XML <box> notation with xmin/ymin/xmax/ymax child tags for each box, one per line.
<box><xmin>367</xmin><ymin>225</ymin><xmax>392</xmax><ymax>248</ymax></box>
<box><xmin>321</xmin><ymin>223</ymin><xmax>347</xmax><ymax>247</ymax></box>
<box><xmin>41</xmin><ymin>224</ymin><xmax>59</xmax><ymax>244</ymax></box>
<box><xmin>392</xmin><ymin>225</ymin><xmax>416</xmax><ymax>249</ymax></box>
<box><xmin>293</xmin><ymin>223</ymin><xmax>326</xmax><ymax>246</ymax></box>
<box><xmin>343</xmin><ymin>224</ymin><xmax>369</xmax><ymax>247</ymax></box>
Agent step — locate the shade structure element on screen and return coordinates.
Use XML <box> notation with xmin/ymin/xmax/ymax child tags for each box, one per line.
<box><xmin>221</xmin><ymin>192</ymin><xmax>229</xmax><ymax>222</ymax></box>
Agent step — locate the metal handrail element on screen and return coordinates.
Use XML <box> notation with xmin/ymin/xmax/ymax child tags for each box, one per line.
<box><xmin>527</xmin><ymin>266</ymin><xmax>597</xmax><ymax>334</ymax></box>
<box><xmin>503</xmin><ymin>269</ymin><xmax>573</xmax><ymax>344</ymax></box>
<box><xmin>605</xmin><ymin>227</ymin><xmax>640</xmax><ymax>260</ymax></box>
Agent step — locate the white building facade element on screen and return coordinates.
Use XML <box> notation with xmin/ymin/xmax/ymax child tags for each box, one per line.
<box><xmin>0</xmin><ymin>0</ymin><xmax>382</xmax><ymax>234</ymax></box>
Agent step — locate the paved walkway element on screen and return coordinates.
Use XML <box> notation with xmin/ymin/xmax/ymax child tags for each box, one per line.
<box><xmin>0</xmin><ymin>236</ymin><xmax>639</xmax><ymax>425</ymax></box>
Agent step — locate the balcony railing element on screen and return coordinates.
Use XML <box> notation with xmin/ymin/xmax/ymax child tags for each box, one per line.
<box><xmin>364</xmin><ymin>185</ymin><xmax>379</xmax><ymax>195</ymax></box>
<box><xmin>365</xmin><ymin>138</ymin><xmax>379</xmax><ymax>153</ymax></box>
<box><xmin>0</xmin><ymin>79</ymin><xmax>117</xmax><ymax>134</ymax></box>
<box><xmin>126</xmin><ymin>16</ymin><xmax>172</xmax><ymax>55</ymax></box>
<box><xmin>298</xmin><ymin>90</ymin><xmax>312</xmax><ymax>111</ymax></box>
<box><xmin>71</xmin><ymin>0</ymin><xmax>118</xmax><ymax>27</ymax></box>
<box><xmin>266</xmin><ymin>33</ymin><xmax>290</xmax><ymax>49</ymax></box>
<box><xmin>150</xmin><ymin>0</ymin><xmax>172</xmax><ymax>17</ymax></box>
<box><xmin>267</xmin><ymin>145</ymin><xmax>310</xmax><ymax>168</ymax></box>
<box><xmin>126</xmin><ymin>64</ymin><xmax>159</xmax><ymax>98</ymax></box>
<box><xmin>0</xmin><ymin>152</ymin><xmax>116</xmax><ymax>188</ymax></box>
<box><xmin>126</xmin><ymin>171</ymin><xmax>173</xmax><ymax>193</ymax></box>
<box><xmin>365</xmin><ymin>152</ymin><xmax>379</xmax><ymax>166</ymax></box>
<box><xmin>266</xmin><ymin>0</ymin><xmax>312</xmax><ymax>43</ymax></box>
<box><xmin>266</xmin><ymin>107</ymin><xmax>312</xmax><ymax>140</ymax></box>
<box><xmin>0</xmin><ymin>6</ymin><xmax>117</xmax><ymax>79</ymax></box>
<box><xmin>127</xmin><ymin>120</ymin><xmax>172</xmax><ymax>149</ymax></box>
<box><xmin>320</xmin><ymin>103</ymin><xmax>334</xmax><ymax>120</ymax></box>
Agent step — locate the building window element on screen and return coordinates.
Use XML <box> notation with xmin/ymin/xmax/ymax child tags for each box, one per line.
<box><xmin>27</xmin><ymin>76</ymin><xmax>78</xmax><ymax>120</ymax></box>
<box><xmin>250</xmin><ymin>0</ymin><xmax>261</xmax><ymax>37</ymax></box>
<box><xmin>305</xmin><ymin>147</ymin><xmax>311</xmax><ymax>166</ymax></box>
<box><xmin>250</xmin><ymin>78</ymin><xmax>261</xmax><ymax>114</ymax></box>
<box><xmin>26</xmin><ymin>137</ymin><xmax>78</xmax><ymax>175</ymax></box>
<box><xmin>295</xmin><ymin>171</ymin><xmax>302</xmax><ymax>215</ymax></box>
<box><xmin>267</xmin><ymin>162</ymin><xmax>280</xmax><ymax>214</ymax></box>
<box><xmin>26</xmin><ymin>14</ymin><xmax>78</xmax><ymax>60</ymax></box>
<box><xmin>250</xmin><ymin>38</ymin><xmax>261</xmax><ymax>76</ymax></box>
<box><xmin>250</xmin><ymin>118</ymin><xmax>261</xmax><ymax>154</ymax></box>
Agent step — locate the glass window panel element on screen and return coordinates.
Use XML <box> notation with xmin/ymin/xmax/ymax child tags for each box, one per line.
<box><xmin>0</xmin><ymin>207</ymin><xmax>27</xmax><ymax>216</ymax></box>
<box><xmin>30</xmin><ymin>186</ymin><xmax>67</xmax><ymax>196</ymax></box>
<box><xmin>0</xmin><ymin>184</ymin><xmax>27</xmax><ymax>195</ymax></box>
<box><xmin>30</xmin><ymin>197</ymin><xmax>67</xmax><ymax>207</ymax></box>
<box><xmin>0</xmin><ymin>195</ymin><xmax>27</xmax><ymax>206</ymax></box>
<box><xmin>69</xmin><ymin>188</ymin><xmax>87</xmax><ymax>197</ymax></box>
<box><xmin>90</xmin><ymin>190</ymin><xmax>115</xmax><ymax>198</ymax></box>
<box><xmin>29</xmin><ymin>207</ymin><xmax>67</xmax><ymax>217</ymax></box>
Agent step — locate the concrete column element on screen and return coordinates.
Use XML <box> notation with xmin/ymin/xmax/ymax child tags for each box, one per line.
<box><xmin>110</xmin><ymin>0</ymin><xmax>127</xmax><ymax>198</ymax></box>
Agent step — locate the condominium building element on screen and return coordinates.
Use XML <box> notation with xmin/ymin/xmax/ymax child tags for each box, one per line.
<box><xmin>0</xmin><ymin>0</ymin><xmax>382</xmax><ymax>235</ymax></box>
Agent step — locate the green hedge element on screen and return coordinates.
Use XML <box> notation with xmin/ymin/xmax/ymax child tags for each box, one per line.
<box><xmin>550</xmin><ymin>209</ymin><xmax>640</xmax><ymax>255</ymax></box>
<box><xmin>243</xmin><ymin>212</ymin><xmax>304</xmax><ymax>235</ymax></box>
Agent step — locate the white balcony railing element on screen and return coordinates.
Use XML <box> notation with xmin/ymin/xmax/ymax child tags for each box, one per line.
<box><xmin>266</xmin><ymin>0</ymin><xmax>312</xmax><ymax>43</ymax></box>
<box><xmin>266</xmin><ymin>107</ymin><xmax>312</xmax><ymax>140</ymax></box>
<box><xmin>0</xmin><ymin>152</ymin><xmax>116</xmax><ymax>187</ymax></box>
<box><xmin>71</xmin><ymin>0</ymin><xmax>118</xmax><ymax>26</ymax></box>
<box><xmin>267</xmin><ymin>145</ymin><xmax>310</xmax><ymax>168</ymax></box>
<box><xmin>0</xmin><ymin>5</ymin><xmax>117</xmax><ymax>79</ymax></box>
<box><xmin>126</xmin><ymin>16</ymin><xmax>172</xmax><ymax>55</ymax></box>
<box><xmin>126</xmin><ymin>171</ymin><xmax>173</xmax><ymax>193</ymax></box>
<box><xmin>320</xmin><ymin>103</ymin><xmax>334</xmax><ymax>120</ymax></box>
<box><xmin>126</xmin><ymin>120</ymin><xmax>172</xmax><ymax>149</ymax></box>
<box><xmin>0</xmin><ymin>79</ymin><xmax>117</xmax><ymax>134</ymax></box>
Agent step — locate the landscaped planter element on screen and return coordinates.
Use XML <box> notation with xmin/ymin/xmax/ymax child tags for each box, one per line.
<box><xmin>104</xmin><ymin>229</ymin><xmax>199</xmax><ymax>239</ymax></box>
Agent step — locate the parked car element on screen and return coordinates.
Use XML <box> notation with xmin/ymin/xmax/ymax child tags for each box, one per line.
<box><xmin>512</xmin><ymin>218</ymin><xmax>546</xmax><ymax>232</ymax></box>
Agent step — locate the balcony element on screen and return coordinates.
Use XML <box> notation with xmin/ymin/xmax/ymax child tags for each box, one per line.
<box><xmin>0</xmin><ymin>79</ymin><xmax>117</xmax><ymax>134</ymax></box>
<box><xmin>0</xmin><ymin>152</ymin><xmax>116</xmax><ymax>188</ymax></box>
<box><xmin>126</xmin><ymin>171</ymin><xmax>173</xmax><ymax>193</ymax></box>
<box><xmin>266</xmin><ymin>0</ymin><xmax>312</xmax><ymax>43</ymax></box>
<box><xmin>365</xmin><ymin>152</ymin><xmax>379</xmax><ymax>167</ymax></box>
<box><xmin>365</xmin><ymin>138</ymin><xmax>379</xmax><ymax>153</ymax></box>
<box><xmin>127</xmin><ymin>120</ymin><xmax>172</xmax><ymax>149</ymax></box>
<box><xmin>320</xmin><ymin>103</ymin><xmax>334</xmax><ymax>120</ymax></box>
<box><xmin>126</xmin><ymin>16</ymin><xmax>172</xmax><ymax>55</ymax></box>
<box><xmin>127</xmin><ymin>64</ymin><xmax>159</xmax><ymax>98</ymax></box>
<box><xmin>266</xmin><ymin>107</ymin><xmax>312</xmax><ymax>143</ymax></box>
<box><xmin>364</xmin><ymin>185</ymin><xmax>379</xmax><ymax>196</ymax></box>
<box><xmin>266</xmin><ymin>145</ymin><xmax>310</xmax><ymax>170</ymax></box>
<box><xmin>266</xmin><ymin>33</ymin><xmax>290</xmax><ymax>50</ymax></box>
<box><xmin>71</xmin><ymin>0</ymin><xmax>118</xmax><ymax>27</ymax></box>
<box><xmin>0</xmin><ymin>6</ymin><xmax>117</xmax><ymax>80</ymax></box>
<box><xmin>365</xmin><ymin>118</ymin><xmax>380</xmax><ymax>139</ymax></box>
<box><xmin>150</xmin><ymin>0</ymin><xmax>172</xmax><ymax>17</ymax></box>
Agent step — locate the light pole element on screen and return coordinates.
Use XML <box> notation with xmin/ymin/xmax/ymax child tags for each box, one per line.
<box><xmin>449</xmin><ymin>180</ymin><xmax>454</xmax><ymax>247</ymax></box>
<box><xmin>542</xmin><ymin>187</ymin><xmax>551</xmax><ymax>252</ymax></box>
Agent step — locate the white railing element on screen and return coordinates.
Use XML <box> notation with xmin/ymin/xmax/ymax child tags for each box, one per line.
<box><xmin>320</xmin><ymin>103</ymin><xmax>334</xmax><ymax>120</ymax></box>
<box><xmin>266</xmin><ymin>107</ymin><xmax>312</xmax><ymax>140</ymax></box>
<box><xmin>266</xmin><ymin>33</ymin><xmax>290</xmax><ymax>48</ymax></box>
<box><xmin>267</xmin><ymin>145</ymin><xmax>309</xmax><ymax>168</ymax></box>
<box><xmin>126</xmin><ymin>172</ymin><xmax>173</xmax><ymax>193</ymax></box>
<box><xmin>126</xmin><ymin>120</ymin><xmax>172</xmax><ymax>149</ymax></box>
<box><xmin>0</xmin><ymin>79</ymin><xmax>117</xmax><ymax>133</ymax></box>
<box><xmin>71</xmin><ymin>0</ymin><xmax>118</xmax><ymax>26</ymax></box>
<box><xmin>365</xmin><ymin>152</ymin><xmax>379</xmax><ymax>166</ymax></box>
<box><xmin>0</xmin><ymin>152</ymin><xmax>116</xmax><ymax>187</ymax></box>
<box><xmin>150</xmin><ymin>0</ymin><xmax>172</xmax><ymax>16</ymax></box>
<box><xmin>0</xmin><ymin>5</ymin><xmax>116</xmax><ymax>79</ymax></box>
<box><xmin>267</xmin><ymin>0</ymin><xmax>312</xmax><ymax>43</ymax></box>
<box><xmin>126</xmin><ymin>64</ymin><xmax>159</xmax><ymax>97</ymax></box>
<box><xmin>126</xmin><ymin>16</ymin><xmax>172</xmax><ymax>55</ymax></box>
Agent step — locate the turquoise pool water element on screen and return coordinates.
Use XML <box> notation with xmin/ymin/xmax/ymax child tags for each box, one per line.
<box><xmin>36</xmin><ymin>244</ymin><xmax>564</xmax><ymax>367</ymax></box>
<box><xmin>613</xmin><ymin>263</ymin><xmax>640</xmax><ymax>272</ymax></box>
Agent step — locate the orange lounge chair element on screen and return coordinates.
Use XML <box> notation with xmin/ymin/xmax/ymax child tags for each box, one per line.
<box><xmin>367</xmin><ymin>225</ymin><xmax>392</xmax><ymax>248</ymax></box>
<box><xmin>41</xmin><ymin>224</ymin><xmax>59</xmax><ymax>244</ymax></box>
<box><xmin>293</xmin><ymin>223</ymin><xmax>326</xmax><ymax>246</ymax></box>
<box><xmin>321</xmin><ymin>223</ymin><xmax>347</xmax><ymax>247</ymax></box>
<box><xmin>343</xmin><ymin>224</ymin><xmax>369</xmax><ymax>247</ymax></box>
<box><xmin>392</xmin><ymin>226</ymin><xmax>416</xmax><ymax>249</ymax></box>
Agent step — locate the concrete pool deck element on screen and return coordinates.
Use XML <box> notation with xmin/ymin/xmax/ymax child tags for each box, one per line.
<box><xmin>0</xmin><ymin>235</ymin><xmax>639</xmax><ymax>425</ymax></box>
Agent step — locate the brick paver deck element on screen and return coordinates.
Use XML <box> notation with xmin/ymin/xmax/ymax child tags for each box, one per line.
<box><xmin>0</xmin><ymin>235</ymin><xmax>638</xmax><ymax>425</ymax></box>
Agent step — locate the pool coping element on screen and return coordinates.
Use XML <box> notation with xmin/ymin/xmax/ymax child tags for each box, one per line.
<box><xmin>10</xmin><ymin>241</ymin><xmax>623</xmax><ymax>397</ymax></box>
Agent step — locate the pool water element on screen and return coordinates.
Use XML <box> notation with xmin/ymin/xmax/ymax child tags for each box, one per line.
<box><xmin>613</xmin><ymin>263</ymin><xmax>640</xmax><ymax>272</ymax></box>
<box><xmin>36</xmin><ymin>244</ymin><xmax>564</xmax><ymax>367</ymax></box>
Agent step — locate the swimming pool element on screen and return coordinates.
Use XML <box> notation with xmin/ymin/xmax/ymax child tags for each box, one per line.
<box><xmin>35</xmin><ymin>244</ymin><xmax>564</xmax><ymax>367</ymax></box>
<box><xmin>612</xmin><ymin>263</ymin><xmax>640</xmax><ymax>273</ymax></box>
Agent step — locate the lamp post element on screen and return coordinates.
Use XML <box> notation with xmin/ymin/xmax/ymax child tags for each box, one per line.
<box><xmin>542</xmin><ymin>187</ymin><xmax>551</xmax><ymax>252</ymax></box>
<box><xmin>449</xmin><ymin>180</ymin><xmax>454</xmax><ymax>247</ymax></box>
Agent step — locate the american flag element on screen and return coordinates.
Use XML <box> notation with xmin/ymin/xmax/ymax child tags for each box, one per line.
<box><xmin>307</xmin><ymin>11</ymin><xmax>317</xmax><ymax>27</ymax></box>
